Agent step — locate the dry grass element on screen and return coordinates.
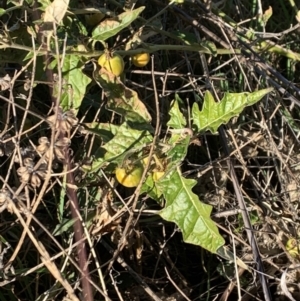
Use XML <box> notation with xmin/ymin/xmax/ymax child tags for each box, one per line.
<box><xmin>0</xmin><ymin>0</ymin><xmax>300</xmax><ymax>301</ymax></box>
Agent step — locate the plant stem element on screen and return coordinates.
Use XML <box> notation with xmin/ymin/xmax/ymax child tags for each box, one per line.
<box><xmin>0</xmin><ymin>40</ymin><xmax>239</xmax><ymax>58</ymax></box>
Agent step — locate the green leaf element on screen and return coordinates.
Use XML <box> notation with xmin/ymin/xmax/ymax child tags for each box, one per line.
<box><xmin>23</xmin><ymin>50</ymin><xmax>45</xmax><ymax>61</ymax></box>
<box><xmin>95</xmin><ymin>70</ymin><xmax>152</xmax><ymax>127</ymax></box>
<box><xmin>166</xmin><ymin>134</ymin><xmax>190</xmax><ymax>168</ymax></box>
<box><xmin>141</xmin><ymin>135</ymin><xmax>190</xmax><ymax>200</ymax></box>
<box><xmin>158</xmin><ymin>168</ymin><xmax>225</xmax><ymax>253</ymax></box>
<box><xmin>103</xmin><ymin>122</ymin><xmax>153</xmax><ymax>164</ymax></box>
<box><xmin>53</xmin><ymin>218</ymin><xmax>75</xmax><ymax>236</ymax></box>
<box><xmin>80</xmin><ymin>122</ymin><xmax>120</xmax><ymax>142</ymax></box>
<box><xmin>37</xmin><ymin>0</ymin><xmax>51</xmax><ymax>11</ymax></box>
<box><xmin>216</xmin><ymin>246</ymin><xmax>250</xmax><ymax>271</ymax></box>
<box><xmin>51</xmin><ymin>55</ymin><xmax>92</xmax><ymax>112</ymax></box>
<box><xmin>167</xmin><ymin>95</ymin><xmax>186</xmax><ymax>129</ymax></box>
<box><xmin>192</xmin><ymin>88</ymin><xmax>273</xmax><ymax>133</ymax></box>
<box><xmin>141</xmin><ymin>132</ymin><xmax>190</xmax><ymax>200</ymax></box>
<box><xmin>171</xmin><ymin>31</ymin><xmax>217</xmax><ymax>55</ymax></box>
<box><xmin>0</xmin><ymin>8</ymin><xmax>6</xmax><ymax>16</ymax></box>
<box><xmin>53</xmin><ymin>196</ymin><xmax>107</xmax><ymax>235</ymax></box>
<box><xmin>92</xmin><ymin>7</ymin><xmax>145</xmax><ymax>41</ymax></box>
<box><xmin>171</xmin><ymin>30</ymin><xmax>198</xmax><ymax>45</ymax></box>
<box><xmin>141</xmin><ymin>175</ymin><xmax>163</xmax><ymax>202</ymax></box>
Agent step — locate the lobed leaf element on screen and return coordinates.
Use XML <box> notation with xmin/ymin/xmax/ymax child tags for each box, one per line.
<box><xmin>80</xmin><ymin>122</ymin><xmax>120</xmax><ymax>142</ymax></box>
<box><xmin>52</xmin><ymin>55</ymin><xmax>92</xmax><ymax>112</ymax></box>
<box><xmin>167</xmin><ymin>94</ymin><xmax>187</xmax><ymax>129</ymax></box>
<box><xmin>158</xmin><ymin>168</ymin><xmax>225</xmax><ymax>253</ymax></box>
<box><xmin>92</xmin><ymin>7</ymin><xmax>145</xmax><ymax>41</ymax></box>
<box><xmin>95</xmin><ymin>69</ymin><xmax>152</xmax><ymax>126</ymax></box>
<box><xmin>103</xmin><ymin>122</ymin><xmax>153</xmax><ymax>164</ymax></box>
<box><xmin>166</xmin><ymin>134</ymin><xmax>190</xmax><ymax>168</ymax></box>
<box><xmin>192</xmin><ymin>88</ymin><xmax>273</xmax><ymax>133</ymax></box>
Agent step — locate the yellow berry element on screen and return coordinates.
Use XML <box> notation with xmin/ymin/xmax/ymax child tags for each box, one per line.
<box><xmin>115</xmin><ymin>166</ymin><xmax>143</xmax><ymax>187</ymax></box>
<box><xmin>131</xmin><ymin>53</ymin><xmax>150</xmax><ymax>67</ymax></box>
<box><xmin>98</xmin><ymin>53</ymin><xmax>124</xmax><ymax>76</ymax></box>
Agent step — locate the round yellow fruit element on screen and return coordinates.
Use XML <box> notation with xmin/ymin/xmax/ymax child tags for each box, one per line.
<box><xmin>98</xmin><ymin>53</ymin><xmax>124</xmax><ymax>76</ymax></box>
<box><xmin>115</xmin><ymin>166</ymin><xmax>143</xmax><ymax>188</ymax></box>
<box><xmin>131</xmin><ymin>53</ymin><xmax>150</xmax><ymax>67</ymax></box>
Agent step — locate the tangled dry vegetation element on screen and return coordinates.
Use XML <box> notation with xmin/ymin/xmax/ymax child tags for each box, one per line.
<box><xmin>0</xmin><ymin>0</ymin><xmax>300</xmax><ymax>301</ymax></box>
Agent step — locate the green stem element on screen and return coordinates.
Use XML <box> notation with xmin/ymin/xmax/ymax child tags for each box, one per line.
<box><xmin>0</xmin><ymin>41</ymin><xmax>240</xmax><ymax>58</ymax></box>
